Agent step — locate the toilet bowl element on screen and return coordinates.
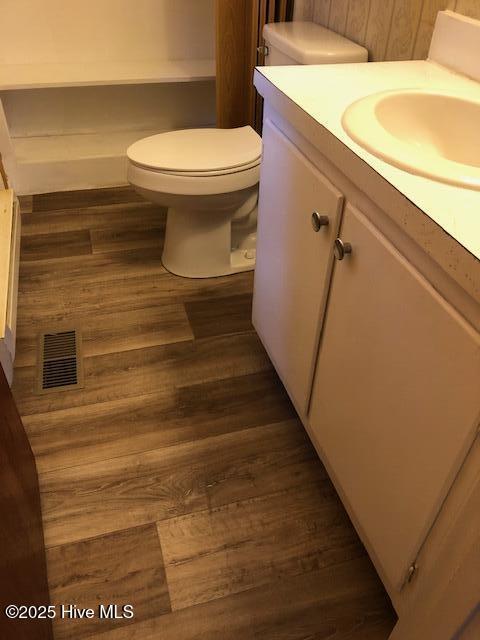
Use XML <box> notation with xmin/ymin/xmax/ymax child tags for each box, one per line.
<box><xmin>127</xmin><ymin>22</ymin><xmax>367</xmax><ymax>279</ymax></box>
<box><xmin>127</xmin><ymin>126</ymin><xmax>262</xmax><ymax>278</ymax></box>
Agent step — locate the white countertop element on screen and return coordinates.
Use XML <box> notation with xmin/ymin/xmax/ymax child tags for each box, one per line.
<box><xmin>255</xmin><ymin>60</ymin><xmax>480</xmax><ymax>262</ymax></box>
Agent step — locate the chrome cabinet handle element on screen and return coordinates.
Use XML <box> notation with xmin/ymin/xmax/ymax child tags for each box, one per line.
<box><xmin>311</xmin><ymin>211</ymin><xmax>329</xmax><ymax>232</ymax></box>
<box><xmin>334</xmin><ymin>238</ymin><xmax>352</xmax><ymax>260</ymax></box>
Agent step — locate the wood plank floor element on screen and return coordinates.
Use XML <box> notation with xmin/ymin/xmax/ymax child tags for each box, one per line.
<box><xmin>12</xmin><ymin>187</ymin><xmax>396</xmax><ymax>640</ymax></box>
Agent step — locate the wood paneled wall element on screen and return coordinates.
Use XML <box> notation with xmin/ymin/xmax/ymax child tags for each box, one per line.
<box><xmin>215</xmin><ymin>0</ymin><xmax>256</xmax><ymax>128</ymax></box>
<box><xmin>294</xmin><ymin>0</ymin><xmax>480</xmax><ymax>61</ymax></box>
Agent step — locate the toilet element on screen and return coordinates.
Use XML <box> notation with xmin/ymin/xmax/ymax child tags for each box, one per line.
<box><xmin>127</xmin><ymin>22</ymin><xmax>367</xmax><ymax>279</ymax></box>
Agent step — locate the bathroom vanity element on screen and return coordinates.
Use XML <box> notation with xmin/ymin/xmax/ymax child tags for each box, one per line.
<box><xmin>253</xmin><ymin>11</ymin><xmax>480</xmax><ymax>634</ymax></box>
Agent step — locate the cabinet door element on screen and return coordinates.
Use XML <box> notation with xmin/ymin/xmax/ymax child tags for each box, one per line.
<box><xmin>309</xmin><ymin>204</ymin><xmax>480</xmax><ymax>591</ymax></box>
<box><xmin>253</xmin><ymin>119</ymin><xmax>343</xmax><ymax>415</ymax></box>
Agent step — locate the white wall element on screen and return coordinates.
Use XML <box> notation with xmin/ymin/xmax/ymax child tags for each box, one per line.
<box><xmin>0</xmin><ymin>102</ymin><xmax>17</xmax><ymax>189</ymax></box>
<box><xmin>0</xmin><ymin>0</ymin><xmax>215</xmax><ymax>65</ymax></box>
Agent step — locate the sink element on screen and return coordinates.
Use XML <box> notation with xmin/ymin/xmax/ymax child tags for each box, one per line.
<box><xmin>342</xmin><ymin>89</ymin><xmax>480</xmax><ymax>190</ymax></box>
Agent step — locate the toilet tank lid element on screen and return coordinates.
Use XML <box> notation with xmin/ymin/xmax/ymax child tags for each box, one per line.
<box><xmin>263</xmin><ymin>21</ymin><xmax>368</xmax><ymax>64</ymax></box>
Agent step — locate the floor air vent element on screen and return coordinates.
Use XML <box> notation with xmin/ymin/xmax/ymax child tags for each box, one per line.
<box><xmin>37</xmin><ymin>329</ymin><xmax>84</xmax><ymax>393</ymax></box>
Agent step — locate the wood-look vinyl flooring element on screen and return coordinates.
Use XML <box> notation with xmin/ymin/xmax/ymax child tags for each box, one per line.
<box><xmin>13</xmin><ymin>187</ymin><xmax>396</xmax><ymax>640</ymax></box>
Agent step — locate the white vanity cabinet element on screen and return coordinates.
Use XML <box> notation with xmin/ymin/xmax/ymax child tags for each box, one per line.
<box><xmin>254</xmin><ymin>112</ymin><xmax>480</xmax><ymax>607</ymax></box>
<box><xmin>308</xmin><ymin>204</ymin><xmax>480</xmax><ymax>592</ymax></box>
<box><xmin>253</xmin><ymin>51</ymin><xmax>480</xmax><ymax>630</ymax></box>
<box><xmin>252</xmin><ymin>119</ymin><xmax>343</xmax><ymax>415</ymax></box>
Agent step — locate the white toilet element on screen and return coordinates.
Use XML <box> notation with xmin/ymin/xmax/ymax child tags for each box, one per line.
<box><xmin>127</xmin><ymin>22</ymin><xmax>367</xmax><ymax>279</ymax></box>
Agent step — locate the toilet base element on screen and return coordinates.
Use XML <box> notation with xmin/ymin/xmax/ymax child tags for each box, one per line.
<box><xmin>162</xmin><ymin>204</ymin><xmax>257</xmax><ymax>279</ymax></box>
<box><xmin>162</xmin><ymin>247</ymin><xmax>256</xmax><ymax>279</ymax></box>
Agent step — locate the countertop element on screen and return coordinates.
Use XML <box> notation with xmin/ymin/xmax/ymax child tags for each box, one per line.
<box><xmin>255</xmin><ymin>60</ymin><xmax>480</xmax><ymax>263</ymax></box>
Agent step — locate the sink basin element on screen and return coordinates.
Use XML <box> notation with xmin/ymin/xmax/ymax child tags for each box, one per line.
<box><xmin>342</xmin><ymin>89</ymin><xmax>480</xmax><ymax>190</ymax></box>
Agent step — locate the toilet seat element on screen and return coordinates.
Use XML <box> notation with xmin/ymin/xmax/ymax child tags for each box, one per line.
<box><xmin>128</xmin><ymin>157</ymin><xmax>261</xmax><ymax>178</ymax></box>
<box><xmin>127</xmin><ymin>126</ymin><xmax>262</xmax><ymax>197</ymax></box>
<box><xmin>127</xmin><ymin>126</ymin><xmax>262</xmax><ymax>177</ymax></box>
<box><xmin>128</xmin><ymin>160</ymin><xmax>260</xmax><ymax>197</ymax></box>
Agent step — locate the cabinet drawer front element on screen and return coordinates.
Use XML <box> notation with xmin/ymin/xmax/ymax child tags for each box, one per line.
<box><xmin>309</xmin><ymin>204</ymin><xmax>480</xmax><ymax>591</ymax></box>
<box><xmin>253</xmin><ymin>119</ymin><xmax>343</xmax><ymax>415</ymax></box>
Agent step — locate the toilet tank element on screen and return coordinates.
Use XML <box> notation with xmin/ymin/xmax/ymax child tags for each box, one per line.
<box><xmin>263</xmin><ymin>21</ymin><xmax>368</xmax><ymax>66</ymax></box>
